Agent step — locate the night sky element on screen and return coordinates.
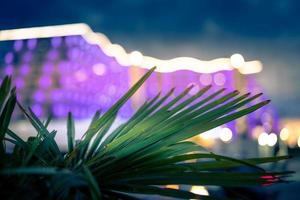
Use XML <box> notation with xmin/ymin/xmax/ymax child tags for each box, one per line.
<box><xmin>1</xmin><ymin>0</ymin><xmax>300</xmax><ymax>117</ymax></box>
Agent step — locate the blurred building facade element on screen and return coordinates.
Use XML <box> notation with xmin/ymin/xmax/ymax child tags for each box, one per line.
<box><xmin>0</xmin><ymin>23</ymin><xmax>296</xmax><ymax>155</ymax></box>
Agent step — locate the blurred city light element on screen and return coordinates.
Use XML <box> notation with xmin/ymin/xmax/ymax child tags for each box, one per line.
<box><xmin>190</xmin><ymin>186</ymin><xmax>209</xmax><ymax>196</ymax></box>
<box><xmin>267</xmin><ymin>133</ymin><xmax>278</xmax><ymax>147</ymax></box>
<box><xmin>219</xmin><ymin>127</ymin><xmax>233</xmax><ymax>143</ymax></box>
<box><xmin>258</xmin><ymin>132</ymin><xmax>269</xmax><ymax>146</ymax></box>
<box><xmin>280</xmin><ymin>128</ymin><xmax>289</xmax><ymax>141</ymax></box>
<box><xmin>230</xmin><ymin>53</ymin><xmax>245</xmax><ymax>68</ymax></box>
<box><xmin>129</xmin><ymin>51</ymin><xmax>143</xmax><ymax>66</ymax></box>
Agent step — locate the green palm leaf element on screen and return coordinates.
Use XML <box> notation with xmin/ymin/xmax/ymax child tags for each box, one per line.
<box><xmin>0</xmin><ymin>67</ymin><xmax>293</xmax><ymax>199</ymax></box>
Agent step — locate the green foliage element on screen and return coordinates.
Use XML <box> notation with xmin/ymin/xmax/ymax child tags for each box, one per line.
<box><xmin>0</xmin><ymin>68</ymin><xmax>292</xmax><ymax>199</ymax></box>
<box><xmin>0</xmin><ymin>76</ymin><xmax>16</xmax><ymax>166</ymax></box>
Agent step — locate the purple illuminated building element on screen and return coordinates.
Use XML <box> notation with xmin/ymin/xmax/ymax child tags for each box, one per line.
<box><xmin>0</xmin><ymin>35</ymin><xmax>133</xmax><ymax>119</ymax></box>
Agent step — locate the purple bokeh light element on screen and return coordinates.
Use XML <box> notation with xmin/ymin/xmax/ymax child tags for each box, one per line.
<box><xmin>19</xmin><ymin>64</ymin><xmax>31</xmax><ymax>76</ymax></box>
<box><xmin>51</xmin><ymin>37</ymin><xmax>62</xmax><ymax>48</ymax></box>
<box><xmin>4</xmin><ymin>52</ymin><xmax>14</xmax><ymax>64</ymax></box>
<box><xmin>13</xmin><ymin>40</ymin><xmax>23</xmax><ymax>51</ymax></box>
<box><xmin>4</xmin><ymin>65</ymin><xmax>14</xmax><ymax>75</ymax></box>
<box><xmin>39</xmin><ymin>75</ymin><xmax>52</xmax><ymax>88</ymax></box>
<box><xmin>31</xmin><ymin>104</ymin><xmax>43</xmax><ymax>117</ymax></box>
<box><xmin>34</xmin><ymin>90</ymin><xmax>46</xmax><ymax>102</ymax></box>
<box><xmin>27</xmin><ymin>39</ymin><xmax>37</xmax><ymax>50</ymax></box>
<box><xmin>22</xmin><ymin>51</ymin><xmax>33</xmax><ymax>63</ymax></box>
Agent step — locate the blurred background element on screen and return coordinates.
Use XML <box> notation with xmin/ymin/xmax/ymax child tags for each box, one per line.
<box><xmin>0</xmin><ymin>0</ymin><xmax>299</xmax><ymax>199</ymax></box>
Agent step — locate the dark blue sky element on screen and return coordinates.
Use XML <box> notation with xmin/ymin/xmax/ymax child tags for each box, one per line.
<box><xmin>1</xmin><ymin>0</ymin><xmax>300</xmax><ymax>38</ymax></box>
<box><xmin>1</xmin><ymin>0</ymin><xmax>300</xmax><ymax>117</ymax></box>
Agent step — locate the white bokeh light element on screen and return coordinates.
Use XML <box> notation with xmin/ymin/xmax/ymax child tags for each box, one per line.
<box><xmin>267</xmin><ymin>133</ymin><xmax>278</xmax><ymax>147</ymax></box>
<box><xmin>129</xmin><ymin>51</ymin><xmax>143</xmax><ymax>66</ymax></box>
<box><xmin>230</xmin><ymin>53</ymin><xmax>245</xmax><ymax>68</ymax></box>
<box><xmin>219</xmin><ymin>127</ymin><xmax>233</xmax><ymax>142</ymax></box>
<box><xmin>92</xmin><ymin>63</ymin><xmax>106</xmax><ymax>76</ymax></box>
<box><xmin>258</xmin><ymin>132</ymin><xmax>269</xmax><ymax>146</ymax></box>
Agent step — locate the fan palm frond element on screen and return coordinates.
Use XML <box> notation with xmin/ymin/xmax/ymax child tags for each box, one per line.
<box><xmin>0</xmin><ymin>68</ymin><xmax>292</xmax><ymax>199</ymax></box>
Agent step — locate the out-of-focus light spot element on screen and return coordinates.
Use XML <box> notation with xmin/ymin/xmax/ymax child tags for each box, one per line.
<box><xmin>47</xmin><ymin>50</ymin><xmax>59</xmax><ymax>60</ymax></box>
<box><xmin>13</xmin><ymin>40</ymin><xmax>23</xmax><ymax>51</ymax></box>
<box><xmin>34</xmin><ymin>90</ymin><xmax>45</xmax><ymax>102</ymax></box>
<box><xmin>129</xmin><ymin>51</ymin><xmax>143</xmax><ymax>66</ymax></box>
<box><xmin>75</xmin><ymin>70</ymin><xmax>87</xmax><ymax>82</ymax></box>
<box><xmin>4</xmin><ymin>52</ymin><xmax>14</xmax><ymax>64</ymax></box>
<box><xmin>15</xmin><ymin>78</ymin><xmax>25</xmax><ymax>89</ymax></box>
<box><xmin>298</xmin><ymin>137</ymin><xmax>300</xmax><ymax>148</ymax></box>
<box><xmin>200</xmin><ymin>127</ymin><xmax>221</xmax><ymax>140</ymax></box>
<box><xmin>31</xmin><ymin>104</ymin><xmax>43</xmax><ymax>117</ymax></box>
<box><xmin>104</xmin><ymin>44</ymin><xmax>119</xmax><ymax>57</ymax></box>
<box><xmin>39</xmin><ymin>76</ymin><xmax>52</xmax><ymax>88</ymax></box>
<box><xmin>22</xmin><ymin>51</ymin><xmax>33</xmax><ymax>62</ymax></box>
<box><xmin>4</xmin><ymin>65</ymin><xmax>13</xmax><ymax>75</ymax></box>
<box><xmin>19</xmin><ymin>64</ymin><xmax>30</xmax><ymax>75</ymax></box>
<box><xmin>51</xmin><ymin>90</ymin><xmax>63</xmax><ymax>102</ymax></box>
<box><xmin>190</xmin><ymin>186</ymin><xmax>209</xmax><ymax>196</ymax></box>
<box><xmin>230</xmin><ymin>53</ymin><xmax>245</xmax><ymax>68</ymax></box>
<box><xmin>42</xmin><ymin>63</ymin><xmax>54</xmax><ymax>74</ymax></box>
<box><xmin>267</xmin><ymin>133</ymin><xmax>277</xmax><ymax>147</ymax></box>
<box><xmin>219</xmin><ymin>127</ymin><xmax>233</xmax><ymax>142</ymax></box>
<box><xmin>280</xmin><ymin>128</ymin><xmax>289</xmax><ymax>141</ymax></box>
<box><xmin>51</xmin><ymin>37</ymin><xmax>62</xmax><ymax>48</ymax></box>
<box><xmin>165</xmin><ymin>185</ymin><xmax>179</xmax><ymax>190</ymax></box>
<box><xmin>92</xmin><ymin>63</ymin><xmax>106</xmax><ymax>76</ymax></box>
<box><xmin>53</xmin><ymin>104</ymin><xmax>67</xmax><ymax>117</ymax></box>
<box><xmin>238</xmin><ymin>61</ymin><xmax>262</xmax><ymax>74</ymax></box>
<box><xmin>68</xmin><ymin>48</ymin><xmax>80</xmax><ymax>59</ymax></box>
<box><xmin>187</xmin><ymin>83</ymin><xmax>200</xmax><ymax>95</ymax></box>
<box><xmin>27</xmin><ymin>39</ymin><xmax>37</xmax><ymax>50</ymax></box>
<box><xmin>258</xmin><ymin>132</ymin><xmax>269</xmax><ymax>146</ymax></box>
<box><xmin>200</xmin><ymin>132</ymin><xmax>211</xmax><ymax>140</ymax></box>
<box><xmin>0</xmin><ymin>23</ymin><xmax>90</xmax><ymax>41</ymax></box>
<box><xmin>199</xmin><ymin>74</ymin><xmax>212</xmax><ymax>85</ymax></box>
<box><xmin>142</xmin><ymin>56</ymin><xmax>234</xmax><ymax>73</ymax></box>
<box><xmin>213</xmin><ymin>73</ymin><xmax>226</xmax><ymax>86</ymax></box>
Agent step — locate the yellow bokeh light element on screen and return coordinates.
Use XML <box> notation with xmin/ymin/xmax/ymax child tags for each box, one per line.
<box><xmin>190</xmin><ymin>186</ymin><xmax>209</xmax><ymax>196</ymax></box>
<box><xmin>280</xmin><ymin>128</ymin><xmax>289</xmax><ymax>141</ymax></box>
<box><xmin>165</xmin><ymin>185</ymin><xmax>179</xmax><ymax>190</ymax></box>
